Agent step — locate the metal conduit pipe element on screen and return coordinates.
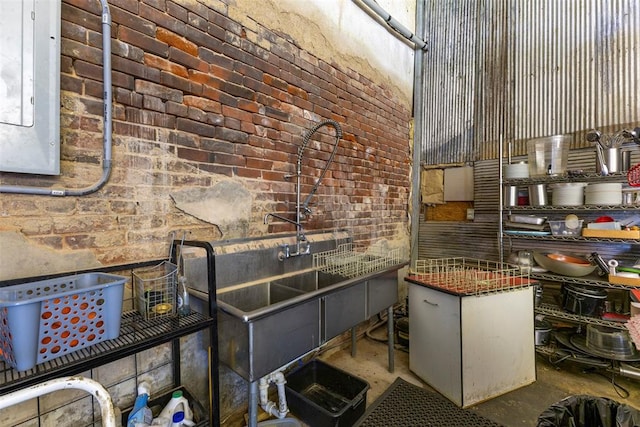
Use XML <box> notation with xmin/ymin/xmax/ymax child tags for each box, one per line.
<box><xmin>410</xmin><ymin>0</ymin><xmax>426</xmax><ymax>267</ymax></box>
<box><xmin>0</xmin><ymin>0</ymin><xmax>113</xmax><ymax>196</ymax></box>
<box><xmin>356</xmin><ymin>0</ymin><xmax>428</xmax><ymax>51</ymax></box>
<box><xmin>0</xmin><ymin>376</ymin><xmax>116</xmax><ymax>427</ymax></box>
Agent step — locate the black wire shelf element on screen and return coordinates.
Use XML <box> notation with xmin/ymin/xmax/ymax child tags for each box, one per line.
<box><xmin>0</xmin><ymin>310</ymin><xmax>214</xmax><ymax>393</ymax></box>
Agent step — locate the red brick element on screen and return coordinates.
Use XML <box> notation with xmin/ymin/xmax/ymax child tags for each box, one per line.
<box><xmin>111</xmin><ymin>5</ymin><xmax>156</xmax><ymax>36</ymax></box>
<box><xmin>169</xmin><ymin>47</ymin><xmax>208</xmax><ymax>72</ymax></box>
<box><xmin>177</xmin><ymin>147</ymin><xmax>212</xmax><ymax>163</ymax></box>
<box><xmin>118</xmin><ymin>26</ymin><xmax>169</xmax><ymax>58</ymax></box>
<box><xmin>135</xmin><ymin>80</ymin><xmax>183</xmax><ymax>102</ymax></box>
<box><xmin>176</xmin><ymin>118</ymin><xmax>216</xmax><ymax>137</ymax></box>
<box><xmin>210</xmin><ymin>64</ymin><xmax>243</xmax><ymax>85</ymax></box>
<box><xmin>184</xmin><ymin>96</ymin><xmax>222</xmax><ymax>113</ymax></box>
<box><xmin>237</xmin><ymin>99</ymin><xmax>261</xmax><ymax>113</ymax></box>
<box><xmin>236</xmin><ymin>167</ymin><xmax>262</xmax><ymax>179</ymax></box>
<box><xmin>186</xmin><ymin>25</ymin><xmax>223</xmax><ymax>52</ymax></box>
<box><xmin>166</xmin><ymin>2</ymin><xmax>187</xmax><ymax>22</ymax></box>
<box><xmin>202</xmin><ymin>86</ymin><xmax>238</xmax><ymax>107</ymax></box>
<box><xmin>62</xmin><ymin>39</ymin><xmax>103</xmax><ymax>64</ymax></box>
<box><xmin>255</xmin><ymin>93</ymin><xmax>280</xmax><ymax>108</ymax></box>
<box><xmin>262</xmin><ymin>74</ymin><xmax>289</xmax><ymax>90</ymax></box>
<box><xmin>240</xmin><ymin>121</ymin><xmax>255</xmax><ymax>135</ymax></box>
<box><xmin>234</xmin><ymin>61</ymin><xmax>263</xmax><ymax>81</ymax></box>
<box><xmin>188</xmin><ymin>70</ymin><xmax>221</xmax><ymax>89</ymax></box>
<box><xmin>156</xmin><ymin>27</ymin><xmax>197</xmax><ymax>56</ymax></box>
<box><xmin>61</xmin><ymin>75</ymin><xmax>83</xmax><ymax>94</ymax></box>
<box><xmin>199</xmin><ymin>163</ymin><xmax>234</xmax><ymax>176</ymax></box>
<box><xmin>62</xmin><ymin>2</ymin><xmax>101</xmax><ymax>32</ymax></box>
<box><xmin>140</xmin><ymin>3</ymin><xmax>186</xmax><ymax>35</ymax></box>
<box><xmin>215</xmin><ymin>152</ymin><xmax>245</xmax><ymax>166</ymax></box>
<box><xmin>144</xmin><ymin>54</ymin><xmax>189</xmax><ymax>78</ymax></box>
<box><xmin>222</xmin><ymin>105</ymin><xmax>252</xmax><ymax>122</ymax></box>
<box><xmin>161</xmin><ymin>70</ymin><xmax>192</xmax><ymax>93</ymax></box>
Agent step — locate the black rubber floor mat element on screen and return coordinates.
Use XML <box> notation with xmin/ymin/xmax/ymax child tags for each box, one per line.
<box><xmin>355</xmin><ymin>377</ymin><xmax>504</xmax><ymax>427</ymax></box>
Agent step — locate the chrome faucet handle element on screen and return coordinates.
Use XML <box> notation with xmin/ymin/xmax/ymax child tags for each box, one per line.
<box><xmin>278</xmin><ymin>244</ymin><xmax>291</xmax><ymax>261</ymax></box>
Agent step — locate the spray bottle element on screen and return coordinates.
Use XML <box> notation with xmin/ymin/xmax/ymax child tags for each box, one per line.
<box><xmin>127</xmin><ymin>382</ymin><xmax>153</xmax><ymax>427</ymax></box>
<box><xmin>177</xmin><ymin>275</ymin><xmax>191</xmax><ymax>316</ymax></box>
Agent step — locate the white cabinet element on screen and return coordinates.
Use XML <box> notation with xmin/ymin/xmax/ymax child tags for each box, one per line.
<box><xmin>408</xmin><ymin>281</ymin><xmax>536</xmax><ymax>408</ymax></box>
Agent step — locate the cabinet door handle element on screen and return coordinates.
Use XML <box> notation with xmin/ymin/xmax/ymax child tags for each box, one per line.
<box><xmin>423</xmin><ymin>299</ymin><xmax>438</xmax><ymax>306</ymax></box>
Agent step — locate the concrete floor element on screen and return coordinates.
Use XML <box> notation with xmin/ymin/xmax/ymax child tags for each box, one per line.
<box><xmin>316</xmin><ymin>333</ymin><xmax>640</xmax><ymax>426</ymax></box>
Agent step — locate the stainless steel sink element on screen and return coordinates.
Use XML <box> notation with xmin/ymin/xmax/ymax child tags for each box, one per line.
<box><xmin>272</xmin><ymin>270</ymin><xmax>347</xmax><ymax>292</ymax></box>
<box><xmin>217</xmin><ymin>269</ymin><xmax>350</xmax><ymax>318</ymax></box>
<box><xmin>183</xmin><ymin>232</ymin><xmax>403</xmax><ymax>383</ymax></box>
<box><xmin>217</xmin><ymin>282</ymin><xmax>305</xmax><ymax>313</ymax></box>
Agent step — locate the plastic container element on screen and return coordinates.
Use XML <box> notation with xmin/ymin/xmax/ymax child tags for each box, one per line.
<box><xmin>527</xmin><ymin>135</ymin><xmax>571</xmax><ymax>177</ymax></box>
<box><xmin>121</xmin><ymin>387</ymin><xmax>206</xmax><ymax>427</ymax></box>
<box><xmin>285</xmin><ymin>359</ymin><xmax>369</xmax><ymax>427</ymax></box>
<box><xmin>0</xmin><ymin>272</ymin><xmax>126</xmax><ymax>371</ymax></box>
<box><xmin>548</xmin><ymin>220</ymin><xmax>583</xmax><ymax>236</ymax></box>
<box><xmin>155</xmin><ymin>389</ymin><xmax>193</xmax><ymax>426</ymax></box>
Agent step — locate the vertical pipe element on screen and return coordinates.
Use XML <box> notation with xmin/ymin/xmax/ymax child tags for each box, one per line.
<box><xmin>248</xmin><ymin>381</ymin><xmax>258</xmax><ymax>427</ymax></box>
<box><xmin>410</xmin><ymin>0</ymin><xmax>426</xmax><ymax>268</ymax></box>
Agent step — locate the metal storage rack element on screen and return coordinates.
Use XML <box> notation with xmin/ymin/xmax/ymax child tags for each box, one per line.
<box><xmin>0</xmin><ymin>242</ymin><xmax>221</xmax><ymax>427</ymax></box>
<box><xmin>498</xmin><ymin>148</ymin><xmax>640</xmax><ymax>342</ymax></box>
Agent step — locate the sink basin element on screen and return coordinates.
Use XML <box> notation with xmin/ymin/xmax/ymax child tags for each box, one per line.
<box><xmin>208</xmin><ymin>266</ymin><xmax>401</xmax><ymax>382</ymax></box>
<box><xmin>217</xmin><ymin>269</ymin><xmax>348</xmax><ymax>315</ymax></box>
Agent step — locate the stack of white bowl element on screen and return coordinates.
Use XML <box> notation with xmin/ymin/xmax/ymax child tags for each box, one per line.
<box><xmin>504</xmin><ymin>162</ymin><xmax>529</xmax><ymax>179</ymax></box>
<box><xmin>550</xmin><ymin>182</ymin><xmax>587</xmax><ymax>206</ymax></box>
<box><xmin>585</xmin><ymin>183</ymin><xmax>622</xmax><ymax>206</ymax></box>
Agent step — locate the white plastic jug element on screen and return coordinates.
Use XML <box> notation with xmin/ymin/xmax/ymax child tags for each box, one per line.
<box><xmin>155</xmin><ymin>390</ymin><xmax>193</xmax><ymax>427</ymax></box>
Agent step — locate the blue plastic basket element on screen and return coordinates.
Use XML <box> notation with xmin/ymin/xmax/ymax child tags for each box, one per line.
<box><xmin>0</xmin><ymin>273</ymin><xmax>126</xmax><ymax>371</ymax></box>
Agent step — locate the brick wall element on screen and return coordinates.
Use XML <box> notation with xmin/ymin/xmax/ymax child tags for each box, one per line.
<box><xmin>0</xmin><ymin>0</ymin><xmax>411</xmax><ymax>277</ymax></box>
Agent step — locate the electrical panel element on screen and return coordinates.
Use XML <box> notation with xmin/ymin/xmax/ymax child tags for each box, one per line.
<box><xmin>0</xmin><ymin>0</ymin><xmax>61</xmax><ymax>175</ymax></box>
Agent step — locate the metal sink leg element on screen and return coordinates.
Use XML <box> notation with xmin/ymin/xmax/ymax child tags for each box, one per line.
<box><xmin>388</xmin><ymin>306</ymin><xmax>395</xmax><ymax>373</ymax></box>
<box><xmin>248</xmin><ymin>381</ymin><xmax>258</xmax><ymax>427</ymax></box>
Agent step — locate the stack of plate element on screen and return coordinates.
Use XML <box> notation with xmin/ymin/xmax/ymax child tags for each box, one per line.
<box><xmin>549</xmin><ymin>182</ymin><xmax>587</xmax><ymax>206</ymax></box>
<box><xmin>504</xmin><ymin>162</ymin><xmax>529</xmax><ymax>179</ymax></box>
<box><xmin>585</xmin><ymin>183</ymin><xmax>622</xmax><ymax>205</ymax></box>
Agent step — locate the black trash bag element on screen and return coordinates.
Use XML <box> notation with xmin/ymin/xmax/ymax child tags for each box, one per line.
<box><xmin>537</xmin><ymin>395</ymin><xmax>640</xmax><ymax>427</ymax></box>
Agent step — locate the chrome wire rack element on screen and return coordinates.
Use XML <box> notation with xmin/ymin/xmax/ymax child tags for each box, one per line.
<box><xmin>410</xmin><ymin>257</ymin><xmax>532</xmax><ymax>296</ymax></box>
<box><xmin>313</xmin><ymin>243</ymin><xmax>402</xmax><ymax>278</ymax></box>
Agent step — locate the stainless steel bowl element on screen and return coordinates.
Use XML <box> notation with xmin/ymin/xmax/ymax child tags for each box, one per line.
<box><xmin>586</xmin><ymin>325</ymin><xmax>639</xmax><ymax>358</ymax></box>
<box><xmin>532</xmin><ymin>251</ymin><xmax>596</xmax><ymax>277</ymax></box>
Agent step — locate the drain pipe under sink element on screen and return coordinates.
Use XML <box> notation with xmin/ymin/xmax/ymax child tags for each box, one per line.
<box><xmin>259</xmin><ymin>371</ymin><xmax>289</xmax><ymax>419</ymax></box>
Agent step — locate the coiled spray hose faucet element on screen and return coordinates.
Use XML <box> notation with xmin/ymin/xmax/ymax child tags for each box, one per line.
<box><xmin>264</xmin><ymin>119</ymin><xmax>342</xmax><ymax>260</ymax></box>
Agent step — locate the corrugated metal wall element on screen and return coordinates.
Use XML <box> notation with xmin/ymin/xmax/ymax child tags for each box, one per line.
<box><xmin>418</xmin><ymin>149</ymin><xmax>640</xmax><ymax>261</ymax></box>
<box><xmin>420</xmin><ymin>0</ymin><xmax>639</xmax><ymax>165</ymax></box>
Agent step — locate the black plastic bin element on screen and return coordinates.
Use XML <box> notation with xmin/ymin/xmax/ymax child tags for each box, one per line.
<box><xmin>537</xmin><ymin>395</ymin><xmax>640</xmax><ymax>427</ymax></box>
<box><xmin>285</xmin><ymin>359</ymin><xmax>370</xmax><ymax>427</ymax></box>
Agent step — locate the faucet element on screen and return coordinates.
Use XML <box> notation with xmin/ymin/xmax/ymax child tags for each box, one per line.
<box><xmin>264</xmin><ymin>119</ymin><xmax>343</xmax><ymax>260</ymax></box>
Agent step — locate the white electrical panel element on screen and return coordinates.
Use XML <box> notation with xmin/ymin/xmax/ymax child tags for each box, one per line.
<box><xmin>0</xmin><ymin>0</ymin><xmax>61</xmax><ymax>175</ymax></box>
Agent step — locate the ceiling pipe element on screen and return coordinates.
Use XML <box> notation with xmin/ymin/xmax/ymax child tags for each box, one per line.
<box><xmin>0</xmin><ymin>0</ymin><xmax>113</xmax><ymax>196</ymax></box>
<box><xmin>355</xmin><ymin>0</ymin><xmax>428</xmax><ymax>51</ymax></box>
